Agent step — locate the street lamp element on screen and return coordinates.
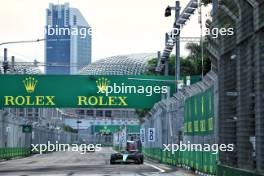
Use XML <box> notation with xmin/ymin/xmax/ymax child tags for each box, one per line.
<box><xmin>1</xmin><ymin>39</ymin><xmax>45</xmax><ymax>74</ymax></box>
<box><xmin>165</xmin><ymin>6</ymin><xmax>172</xmax><ymax>17</ymax></box>
<box><xmin>0</xmin><ymin>39</ymin><xmax>45</xmax><ymax>46</ymax></box>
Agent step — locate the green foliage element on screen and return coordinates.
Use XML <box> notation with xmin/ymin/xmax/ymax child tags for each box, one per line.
<box><xmin>202</xmin><ymin>0</ymin><xmax>212</xmax><ymax>6</ymax></box>
<box><xmin>167</xmin><ymin>55</ymin><xmax>198</xmax><ymax>76</ymax></box>
<box><xmin>185</xmin><ymin>41</ymin><xmax>211</xmax><ymax>76</ymax></box>
<box><xmin>145</xmin><ymin>59</ymin><xmax>160</xmax><ymax>76</ymax></box>
<box><xmin>135</xmin><ymin>108</ymin><xmax>151</xmax><ymax>123</ymax></box>
<box><xmin>146</xmin><ymin>41</ymin><xmax>211</xmax><ymax>77</ymax></box>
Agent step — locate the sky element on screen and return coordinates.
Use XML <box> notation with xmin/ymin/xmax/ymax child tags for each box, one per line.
<box><xmin>0</xmin><ymin>0</ymin><xmax>211</xmax><ymax>63</ymax></box>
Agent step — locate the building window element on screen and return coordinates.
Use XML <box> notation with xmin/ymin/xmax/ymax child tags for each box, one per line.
<box><xmin>65</xmin><ymin>9</ymin><xmax>69</xmax><ymax>26</ymax></box>
<box><xmin>73</xmin><ymin>15</ymin><xmax>77</xmax><ymax>25</ymax></box>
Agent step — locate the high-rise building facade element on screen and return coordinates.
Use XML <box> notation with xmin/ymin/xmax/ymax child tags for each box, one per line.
<box><xmin>45</xmin><ymin>3</ymin><xmax>91</xmax><ymax>74</ymax></box>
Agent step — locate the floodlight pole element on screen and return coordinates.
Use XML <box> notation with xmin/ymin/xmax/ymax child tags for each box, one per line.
<box><xmin>175</xmin><ymin>1</ymin><xmax>181</xmax><ymax>92</ymax></box>
<box><xmin>164</xmin><ymin>33</ymin><xmax>169</xmax><ymax>76</ymax></box>
<box><xmin>198</xmin><ymin>0</ymin><xmax>204</xmax><ymax>78</ymax></box>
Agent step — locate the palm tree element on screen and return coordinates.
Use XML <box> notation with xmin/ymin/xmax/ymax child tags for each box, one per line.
<box><xmin>185</xmin><ymin>43</ymin><xmax>201</xmax><ymax>59</ymax></box>
<box><xmin>185</xmin><ymin>41</ymin><xmax>211</xmax><ymax>76</ymax></box>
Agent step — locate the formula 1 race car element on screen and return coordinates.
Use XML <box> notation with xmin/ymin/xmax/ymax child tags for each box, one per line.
<box><xmin>110</xmin><ymin>150</ymin><xmax>144</xmax><ymax>164</ymax></box>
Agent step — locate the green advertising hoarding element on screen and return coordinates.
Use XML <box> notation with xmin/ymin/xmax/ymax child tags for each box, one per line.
<box><xmin>0</xmin><ymin>75</ymin><xmax>175</xmax><ymax>108</ymax></box>
<box><xmin>22</xmin><ymin>125</ymin><xmax>32</xmax><ymax>133</ymax></box>
<box><xmin>92</xmin><ymin>125</ymin><xmax>140</xmax><ymax>134</ymax></box>
<box><xmin>184</xmin><ymin>87</ymin><xmax>214</xmax><ymax>136</ymax></box>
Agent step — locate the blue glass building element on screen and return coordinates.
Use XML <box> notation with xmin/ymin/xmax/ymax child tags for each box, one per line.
<box><xmin>45</xmin><ymin>3</ymin><xmax>91</xmax><ymax>74</ymax></box>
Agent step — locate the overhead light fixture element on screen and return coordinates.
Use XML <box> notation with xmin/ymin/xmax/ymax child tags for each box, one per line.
<box><xmin>165</xmin><ymin>6</ymin><xmax>172</xmax><ymax>17</ymax></box>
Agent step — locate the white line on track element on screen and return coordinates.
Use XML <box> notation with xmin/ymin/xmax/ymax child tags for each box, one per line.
<box><xmin>144</xmin><ymin>162</ymin><xmax>166</xmax><ymax>173</ymax></box>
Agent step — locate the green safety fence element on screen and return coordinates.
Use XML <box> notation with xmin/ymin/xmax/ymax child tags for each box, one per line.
<box><xmin>142</xmin><ymin>147</ymin><xmax>162</xmax><ymax>162</ymax></box>
<box><xmin>181</xmin><ymin>86</ymin><xmax>217</xmax><ymax>174</ymax></box>
<box><xmin>142</xmin><ymin>86</ymin><xmax>216</xmax><ymax>174</ymax></box>
<box><xmin>142</xmin><ymin>147</ymin><xmax>218</xmax><ymax>175</ymax></box>
<box><xmin>217</xmin><ymin>164</ymin><xmax>264</xmax><ymax>176</ymax></box>
<box><xmin>184</xmin><ymin>87</ymin><xmax>214</xmax><ymax>136</ymax></box>
<box><xmin>112</xmin><ymin>145</ymin><xmax>119</xmax><ymax>151</ymax></box>
<box><xmin>101</xmin><ymin>144</ymin><xmax>113</xmax><ymax>147</ymax></box>
<box><xmin>0</xmin><ymin>148</ymin><xmax>31</xmax><ymax>160</ymax></box>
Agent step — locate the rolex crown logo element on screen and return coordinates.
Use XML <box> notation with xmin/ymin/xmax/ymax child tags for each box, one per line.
<box><xmin>96</xmin><ymin>77</ymin><xmax>110</xmax><ymax>93</ymax></box>
<box><xmin>23</xmin><ymin>77</ymin><xmax>38</xmax><ymax>93</ymax></box>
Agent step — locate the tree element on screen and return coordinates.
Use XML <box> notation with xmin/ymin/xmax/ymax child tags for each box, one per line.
<box><xmin>145</xmin><ymin>59</ymin><xmax>159</xmax><ymax>75</ymax></box>
<box><xmin>146</xmin><ymin>42</ymin><xmax>211</xmax><ymax>77</ymax></box>
<box><xmin>185</xmin><ymin>43</ymin><xmax>201</xmax><ymax>58</ymax></box>
<box><xmin>202</xmin><ymin>0</ymin><xmax>212</xmax><ymax>6</ymax></box>
<box><xmin>135</xmin><ymin>108</ymin><xmax>151</xmax><ymax>123</ymax></box>
<box><xmin>168</xmin><ymin>55</ymin><xmax>196</xmax><ymax>76</ymax></box>
<box><xmin>185</xmin><ymin>41</ymin><xmax>211</xmax><ymax>76</ymax></box>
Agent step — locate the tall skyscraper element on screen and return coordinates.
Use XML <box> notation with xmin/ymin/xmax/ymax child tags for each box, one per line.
<box><xmin>45</xmin><ymin>3</ymin><xmax>91</xmax><ymax>74</ymax></box>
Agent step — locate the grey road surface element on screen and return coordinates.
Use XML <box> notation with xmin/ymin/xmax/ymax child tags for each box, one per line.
<box><xmin>0</xmin><ymin>147</ymin><xmax>195</xmax><ymax>176</ymax></box>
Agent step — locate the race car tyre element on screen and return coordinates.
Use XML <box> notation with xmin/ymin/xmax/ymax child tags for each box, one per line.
<box><xmin>140</xmin><ymin>158</ymin><xmax>144</xmax><ymax>164</ymax></box>
<box><xmin>136</xmin><ymin>158</ymin><xmax>143</xmax><ymax>164</ymax></box>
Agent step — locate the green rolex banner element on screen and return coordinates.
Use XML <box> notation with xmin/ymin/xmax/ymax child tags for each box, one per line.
<box><xmin>0</xmin><ymin>75</ymin><xmax>176</xmax><ymax>108</ymax></box>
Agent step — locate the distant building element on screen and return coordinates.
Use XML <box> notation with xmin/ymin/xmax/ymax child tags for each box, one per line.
<box><xmin>62</xmin><ymin>54</ymin><xmax>154</xmax><ymax>128</ymax></box>
<box><xmin>45</xmin><ymin>3</ymin><xmax>91</xmax><ymax>74</ymax></box>
<box><xmin>79</xmin><ymin>53</ymin><xmax>155</xmax><ymax>75</ymax></box>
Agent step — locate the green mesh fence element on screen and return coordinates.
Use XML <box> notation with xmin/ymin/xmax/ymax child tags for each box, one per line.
<box><xmin>0</xmin><ymin>148</ymin><xmax>31</xmax><ymax>160</ymax></box>
<box><xmin>142</xmin><ymin>147</ymin><xmax>218</xmax><ymax>175</ymax></box>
